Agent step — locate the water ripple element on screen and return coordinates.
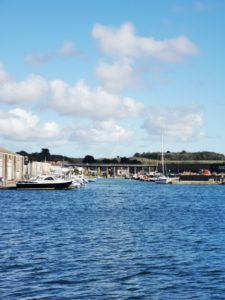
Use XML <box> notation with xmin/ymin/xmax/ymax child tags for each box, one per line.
<box><xmin>1</xmin><ymin>180</ymin><xmax>225</xmax><ymax>299</ymax></box>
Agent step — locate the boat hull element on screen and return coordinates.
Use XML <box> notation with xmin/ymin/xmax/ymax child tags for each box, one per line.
<box><xmin>16</xmin><ymin>181</ymin><xmax>72</xmax><ymax>189</ymax></box>
<box><xmin>155</xmin><ymin>177</ymin><xmax>172</xmax><ymax>184</ymax></box>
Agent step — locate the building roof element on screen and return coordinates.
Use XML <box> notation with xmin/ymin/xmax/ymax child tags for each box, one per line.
<box><xmin>0</xmin><ymin>147</ymin><xmax>17</xmax><ymax>155</ymax></box>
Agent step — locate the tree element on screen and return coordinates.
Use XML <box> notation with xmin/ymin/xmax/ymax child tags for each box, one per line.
<box><xmin>120</xmin><ymin>157</ymin><xmax>130</xmax><ymax>164</ymax></box>
<box><xmin>41</xmin><ymin>148</ymin><xmax>51</xmax><ymax>156</ymax></box>
<box><xmin>16</xmin><ymin>150</ymin><xmax>28</xmax><ymax>156</ymax></box>
<box><xmin>39</xmin><ymin>148</ymin><xmax>51</xmax><ymax>161</ymax></box>
<box><xmin>83</xmin><ymin>155</ymin><xmax>96</xmax><ymax>164</ymax></box>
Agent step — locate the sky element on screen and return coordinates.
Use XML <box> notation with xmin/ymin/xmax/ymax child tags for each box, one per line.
<box><xmin>0</xmin><ymin>0</ymin><xmax>225</xmax><ymax>158</ymax></box>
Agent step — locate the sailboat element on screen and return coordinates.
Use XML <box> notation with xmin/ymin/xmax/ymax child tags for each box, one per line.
<box><xmin>155</xmin><ymin>135</ymin><xmax>171</xmax><ymax>184</ymax></box>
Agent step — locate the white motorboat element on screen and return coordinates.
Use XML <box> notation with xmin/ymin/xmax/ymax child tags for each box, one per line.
<box><xmin>16</xmin><ymin>175</ymin><xmax>72</xmax><ymax>189</ymax></box>
<box><xmin>155</xmin><ymin>175</ymin><xmax>172</xmax><ymax>184</ymax></box>
<box><xmin>70</xmin><ymin>180</ymin><xmax>81</xmax><ymax>188</ymax></box>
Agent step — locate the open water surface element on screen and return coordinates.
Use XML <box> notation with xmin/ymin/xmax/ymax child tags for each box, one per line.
<box><xmin>1</xmin><ymin>179</ymin><xmax>225</xmax><ymax>299</ymax></box>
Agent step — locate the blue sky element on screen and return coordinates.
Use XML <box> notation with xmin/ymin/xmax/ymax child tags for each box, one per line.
<box><xmin>0</xmin><ymin>0</ymin><xmax>225</xmax><ymax>158</ymax></box>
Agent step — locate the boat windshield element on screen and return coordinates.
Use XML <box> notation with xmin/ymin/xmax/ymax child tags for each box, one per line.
<box><xmin>44</xmin><ymin>177</ymin><xmax>54</xmax><ymax>180</ymax></box>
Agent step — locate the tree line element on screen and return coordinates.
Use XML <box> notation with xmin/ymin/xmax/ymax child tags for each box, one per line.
<box><xmin>17</xmin><ymin>148</ymin><xmax>225</xmax><ymax>164</ymax></box>
<box><xmin>134</xmin><ymin>150</ymin><xmax>225</xmax><ymax>161</ymax></box>
<box><xmin>17</xmin><ymin>148</ymin><xmax>81</xmax><ymax>164</ymax></box>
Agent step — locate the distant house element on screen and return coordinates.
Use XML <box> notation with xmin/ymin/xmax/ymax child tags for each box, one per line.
<box><xmin>0</xmin><ymin>147</ymin><xmax>24</xmax><ymax>181</ymax></box>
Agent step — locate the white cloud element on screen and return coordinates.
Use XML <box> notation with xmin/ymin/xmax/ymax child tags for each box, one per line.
<box><xmin>59</xmin><ymin>41</ymin><xmax>79</xmax><ymax>56</ymax></box>
<box><xmin>143</xmin><ymin>107</ymin><xmax>204</xmax><ymax>141</ymax></box>
<box><xmin>93</xmin><ymin>22</ymin><xmax>199</xmax><ymax>92</ymax></box>
<box><xmin>92</xmin><ymin>22</ymin><xmax>199</xmax><ymax>63</ymax></box>
<box><xmin>25</xmin><ymin>53</ymin><xmax>55</xmax><ymax>66</ymax></box>
<box><xmin>95</xmin><ymin>59</ymin><xmax>135</xmax><ymax>93</ymax></box>
<box><xmin>2</xmin><ymin>75</ymin><xmax>48</xmax><ymax>104</ymax></box>
<box><xmin>0</xmin><ymin>108</ymin><xmax>66</xmax><ymax>143</ymax></box>
<box><xmin>0</xmin><ymin>64</ymin><xmax>48</xmax><ymax>104</ymax></box>
<box><xmin>0</xmin><ymin>64</ymin><xmax>144</xmax><ymax>119</ymax></box>
<box><xmin>49</xmin><ymin>79</ymin><xmax>144</xmax><ymax>119</ymax></box>
<box><xmin>71</xmin><ymin>119</ymin><xmax>133</xmax><ymax>145</ymax></box>
<box><xmin>25</xmin><ymin>41</ymin><xmax>81</xmax><ymax>66</ymax></box>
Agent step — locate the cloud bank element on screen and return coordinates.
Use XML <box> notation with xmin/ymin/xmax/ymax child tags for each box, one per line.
<box><xmin>0</xmin><ymin>63</ymin><xmax>143</xmax><ymax>120</ymax></box>
<box><xmin>92</xmin><ymin>22</ymin><xmax>199</xmax><ymax>62</ymax></box>
<box><xmin>143</xmin><ymin>107</ymin><xmax>204</xmax><ymax>141</ymax></box>
<box><xmin>49</xmin><ymin>79</ymin><xmax>144</xmax><ymax>119</ymax></box>
<box><xmin>71</xmin><ymin>119</ymin><xmax>133</xmax><ymax>145</ymax></box>
<box><xmin>92</xmin><ymin>22</ymin><xmax>199</xmax><ymax>93</ymax></box>
<box><xmin>0</xmin><ymin>22</ymin><xmax>204</xmax><ymax>153</ymax></box>
<box><xmin>0</xmin><ymin>108</ymin><xmax>65</xmax><ymax>143</ymax></box>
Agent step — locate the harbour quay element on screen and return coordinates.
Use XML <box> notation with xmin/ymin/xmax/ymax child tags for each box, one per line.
<box><xmin>65</xmin><ymin>161</ymin><xmax>225</xmax><ymax>178</ymax></box>
<box><xmin>65</xmin><ymin>162</ymin><xmax>225</xmax><ymax>184</ymax></box>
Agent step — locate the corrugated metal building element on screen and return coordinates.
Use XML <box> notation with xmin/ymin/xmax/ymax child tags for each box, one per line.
<box><xmin>25</xmin><ymin>161</ymin><xmax>52</xmax><ymax>178</ymax></box>
<box><xmin>23</xmin><ymin>162</ymin><xmax>65</xmax><ymax>179</ymax></box>
<box><xmin>0</xmin><ymin>147</ymin><xmax>24</xmax><ymax>181</ymax></box>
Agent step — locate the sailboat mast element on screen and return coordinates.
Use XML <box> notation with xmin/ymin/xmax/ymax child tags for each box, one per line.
<box><xmin>161</xmin><ymin>134</ymin><xmax>165</xmax><ymax>176</ymax></box>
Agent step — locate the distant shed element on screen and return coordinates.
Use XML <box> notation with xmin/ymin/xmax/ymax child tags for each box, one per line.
<box><xmin>0</xmin><ymin>147</ymin><xmax>24</xmax><ymax>181</ymax></box>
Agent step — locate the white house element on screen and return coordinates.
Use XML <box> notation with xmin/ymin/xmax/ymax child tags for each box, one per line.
<box><xmin>0</xmin><ymin>147</ymin><xmax>24</xmax><ymax>181</ymax></box>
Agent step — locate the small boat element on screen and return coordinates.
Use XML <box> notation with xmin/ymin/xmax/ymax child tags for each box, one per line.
<box><xmin>155</xmin><ymin>175</ymin><xmax>172</xmax><ymax>184</ymax></box>
<box><xmin>70</xmin><ymin>175</ymin><xmax>88</xmax><ymax>185</ymax></box>
<box><xmin>70</xmin><ymin>180</ymin><xmax>81</xmax><ymax>188</ymax></box>
<box><xmin>155</xmin><ymin>134</ymin><xmax>171</xmax><ymax>184</ymax></box>
<box><xmin>16</xmin><ymin>175</ymin><xmax>72</xmax><ymax>189</ymax></box>
<box><xmin>88</xmin><ymin>177</ymin><xmax>97</xmax><ymax>182</ymax></box>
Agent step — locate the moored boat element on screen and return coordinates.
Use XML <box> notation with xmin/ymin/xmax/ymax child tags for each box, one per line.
<box><xmin>155</xmin><ymin>175</ymin><xmax>172</xmax><ymax>184</ymax></box>
<box><xmin>16</xmin><ymin>175</ymin><xmax>72</xmax><ymax>189</ymax></box>
<box><xmin>155</xmin><ymin>134</ymin><xmax>171</xmax><ymax>184</ymax></box>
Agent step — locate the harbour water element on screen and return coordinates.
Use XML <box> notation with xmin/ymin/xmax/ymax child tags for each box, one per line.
<box><xmin>1</xmin><ymin>179</ymin><xmax>225</xmax><ymax>299</ymax></box>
